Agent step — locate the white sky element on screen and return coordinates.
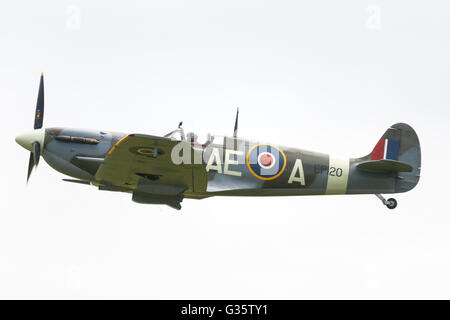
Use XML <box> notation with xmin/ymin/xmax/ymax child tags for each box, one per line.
<box><xmin>1</xmin><ymin>0</ymin><xmax>449</xmax><ymax>299</ymax></box>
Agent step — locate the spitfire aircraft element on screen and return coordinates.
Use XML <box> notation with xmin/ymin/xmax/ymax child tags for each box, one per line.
<box><xmin>16</xmin><ymin>74</ymin><xmax>421</xmax><ymax>210</ymax></box>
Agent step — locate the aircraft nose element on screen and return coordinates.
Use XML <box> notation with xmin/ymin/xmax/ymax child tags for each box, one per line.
<box><xmin>15</xmin><ymin>129</ymin><xmax>45</xmax><ymax>152</ymax></box>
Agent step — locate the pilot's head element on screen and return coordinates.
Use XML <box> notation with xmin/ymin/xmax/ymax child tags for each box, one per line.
<box><xmin>186</xmin><ymin>132</ymin><xmax>198</xmax><ymax>143</ymax></box>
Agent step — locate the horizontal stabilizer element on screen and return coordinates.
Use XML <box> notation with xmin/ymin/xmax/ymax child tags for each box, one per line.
<box><xmin>356</xmin><ymin>159</ymin><xmax>413</xmax><ymax>173</ymax></box>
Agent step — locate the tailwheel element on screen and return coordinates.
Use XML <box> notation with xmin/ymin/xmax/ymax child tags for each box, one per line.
<box><xmin>386</xmin><ymin>198</ymin><xmax>397</xmax><ymax>210</ymax></box>
<box><xmin>375</xmin><ymin>194</ymin><xmax>398</xmax><ymax>210</ymax></box>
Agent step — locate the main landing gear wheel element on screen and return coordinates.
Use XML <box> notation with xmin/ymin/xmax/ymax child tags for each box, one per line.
<box><xmin>375</xmin><ymin>194</ymin><xmax>398</xmax><ymax>210</ymax></box>
<box><xmin>386</xmin><ymin>198</ymin><xmax>397</xmax><ymax>210</ymax></box>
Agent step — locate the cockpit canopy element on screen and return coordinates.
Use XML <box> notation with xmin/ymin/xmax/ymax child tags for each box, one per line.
<box><xmin>164</xmin><ymin>126</ymin><xmax>220</xmax><ymax>148</ymax></box>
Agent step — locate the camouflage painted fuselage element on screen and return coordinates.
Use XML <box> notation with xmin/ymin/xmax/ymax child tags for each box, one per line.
<box><xmin>38</xmin><ymin>123</ymin><xmax>421</xmax><ymax>207</ymax></box>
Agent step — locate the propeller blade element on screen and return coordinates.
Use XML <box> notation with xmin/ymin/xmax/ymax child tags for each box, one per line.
<box><xmin>34</xmin><ymin>73</ymin><xmax>44</xmax><ymax>129</ymax></box>
<box><xmin>25</xmin><ymin>73</ymin><xmax>45</xmax><ymax>183</ymax></box>
<box><xmin>27</xmin><ymin>152</ymin><xmax>34</xmax><ymax>182</ymax></box>
<box><xmin>27</xmin><ymin>142</ymin><xmax>41</xmax><ymax>182</ymax></box>
<box><xmin>32</xmin><ymin>142</ymin><xmax>40</xmax><ymax>166</ymax></box>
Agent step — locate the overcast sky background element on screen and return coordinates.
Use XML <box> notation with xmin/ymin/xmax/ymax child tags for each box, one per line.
<box><xmin>1</xmin><ymin>0</ymin><xmax>449</xmax><ymax>299</ymax></box>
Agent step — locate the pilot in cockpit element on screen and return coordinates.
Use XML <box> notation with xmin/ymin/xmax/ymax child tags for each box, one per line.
<box><xmin>186</xmin><ymin>132</ymin><xmax>198</xmax><ymax>144</ymax></box>
<box><xmin>165</xmin><ymin>125</ymin><xmax>214</xmax><ymax>148</ymax></box>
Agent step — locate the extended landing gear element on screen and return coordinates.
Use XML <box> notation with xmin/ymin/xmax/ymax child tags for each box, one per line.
<box><xmin>375</xmin><ymin>194</ymin><xmax>397</xmax><ymax>210</ymax></box>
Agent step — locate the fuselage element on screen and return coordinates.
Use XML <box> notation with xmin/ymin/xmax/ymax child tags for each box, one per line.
<box><xmin>16</xmin><ymin>127</ymin><xmax>414</xmax><ymax>199</ymax></box>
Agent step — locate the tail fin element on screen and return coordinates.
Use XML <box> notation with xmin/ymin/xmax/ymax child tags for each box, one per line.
<box><xmin>359</xmin><ymin>123</ymin><xmax>421</xmax><ymax>192</ymax></box>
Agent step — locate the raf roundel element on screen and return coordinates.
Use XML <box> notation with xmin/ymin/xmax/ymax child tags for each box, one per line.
<box><xmin>246</xmin><ymin>144</ymin><xmax>286</xmax><ymax>180</ymax></box>
<box><xmin>258</xmin><ymin>152</ymin><xmax>275</xmax><ymax>169</ymax></box>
